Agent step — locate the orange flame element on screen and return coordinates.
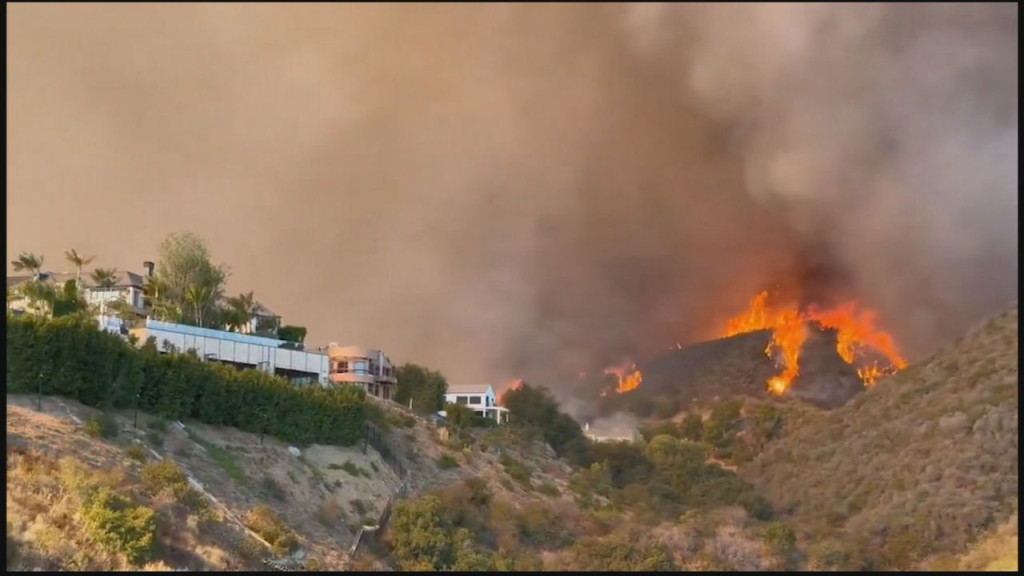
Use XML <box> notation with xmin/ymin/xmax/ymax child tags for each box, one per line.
<box><xmin>498</xmin><ymin>378</ymin><xmax>523</xmax><ymax>405</ymax></box>
<box><xmin>602</xmin><ymin>362</ymin><xmax>643</xmax><ymax>395</ymax></box>
<box><xmin>724</xmin><ymin>291</ymin><xmax>906</xmax><ymax>394</ymax></box>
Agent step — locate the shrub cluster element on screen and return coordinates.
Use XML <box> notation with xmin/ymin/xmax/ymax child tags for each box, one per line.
<box><xmin>6</xmin><ymin>314</ymin><xmax>367</xmax><ymax>446</ymax></box>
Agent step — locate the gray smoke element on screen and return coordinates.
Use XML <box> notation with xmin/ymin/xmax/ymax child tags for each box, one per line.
<box><xmin>7</xmin><ymin>4</ymin><xmax>1017</xmax><ymax>387</ymax></box>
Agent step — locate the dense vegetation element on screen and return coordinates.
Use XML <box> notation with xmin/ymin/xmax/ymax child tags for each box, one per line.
<box><xmin>6</xmin><ymin>314</ymin><xmax>367</xmax><ymax>446</ymax></box>
<box><xmin>743</xmin><ymin>303</ymin><xmax>1019</xmax><ymax>570</ymax></box>
<box><xmin>394</xmin><ymin>363</ymin><xmax>448</xmax><ymax>415</ymax></box>
<box><xmin>502</xmin><ymin>383</ymin><xmax>590</xmax><ymax>466</ymax></box>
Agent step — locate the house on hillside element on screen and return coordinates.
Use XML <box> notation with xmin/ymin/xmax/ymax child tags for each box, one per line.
<box><xmin>327</xmin><ymin>345</ymin><xmax>398</xmax><ymax>401</ymax></box>
<box><xmin>443</xmin><ymin>384</ymin><xmax>510</xmax><ymax>424</ymax></box>
<box><xmin>130</xmin><ymin>318</ymin><xmax>330</xmax><ymax>386</ymax></box>
<box><xmin>7</xmin><ymin>268</ymin><xmax>148</xmax><ymax>318</ymax></box>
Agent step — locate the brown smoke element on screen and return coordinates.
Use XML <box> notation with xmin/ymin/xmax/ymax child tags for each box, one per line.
<box><xmin>7</xmin><ymin>4</ymin><xmax>1017</xmax><ymax>386</ymax></box>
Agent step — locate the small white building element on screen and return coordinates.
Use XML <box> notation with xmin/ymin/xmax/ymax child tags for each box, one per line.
<box><xmin>443</xmin><ymin>384</ymin><xmax>509</xmax><ymax>424</ymax></box>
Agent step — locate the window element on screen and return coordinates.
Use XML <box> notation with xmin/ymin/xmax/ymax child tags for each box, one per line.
<box><xmin>456</xmin><ymin>396</ymin><xmax>468</xmax><ymax>405</ymax></box>
<box><xmin>469</xmin><ymin>396</ymin><xmax>481</xmax><ymax>405</ymax></box>
<box><xmin>334</xmin><ymin>361</ymin><xmax>349</xmax><ymax>373</ymax></box>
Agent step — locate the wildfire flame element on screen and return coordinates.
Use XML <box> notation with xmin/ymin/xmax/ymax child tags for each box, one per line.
<box><xmin>724</xmin><ymin>290</ymin><xmax>906</xmax><ymax>395</ymax></box>
<box><xmin>602</xmin><ymin>362</ymin><xmax>643</xmax><ymax>395</ymax></box>
<box><xmin>498</xmin><ymin>378</ymin><xmax>523</xmax><ymax>405</ymax></box>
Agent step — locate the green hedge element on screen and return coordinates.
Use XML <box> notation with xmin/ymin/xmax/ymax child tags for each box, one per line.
<box><xmin>6</xmin><ymin>314</ymin><xmax>366</xmax><ymax>446</ymax></box>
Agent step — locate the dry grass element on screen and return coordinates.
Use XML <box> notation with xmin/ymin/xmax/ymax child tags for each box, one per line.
<box><xmin>742</xmin><ymin>303</ymin><xmax>1019</xmax><ymax>570</ymax></box>
<box><xmin>6</xmin><ymin>395</ymin><xmax>405</xmax><ymax>571</ymax></box>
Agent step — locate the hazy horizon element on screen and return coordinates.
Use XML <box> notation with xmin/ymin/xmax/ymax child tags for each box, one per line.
<box><xmin>8</xmin><ymin>3</ymin><xmax>1018</xmax><ymax>386</ymax></box>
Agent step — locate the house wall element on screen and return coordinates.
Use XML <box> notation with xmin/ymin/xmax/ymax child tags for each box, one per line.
<box><xmin>85</xmin><ymin>286</ymin><xmax>144</xmax><ymax>308</ymax></box>
<box><xmin>130</xmin><ymin>318</ymin><xmax>330</xmax><ymax>384</ymax></box>
<box><xmin>444</xmin><ymin>389</ymin><xmax>497</xmax><ymax>408</ymax></box>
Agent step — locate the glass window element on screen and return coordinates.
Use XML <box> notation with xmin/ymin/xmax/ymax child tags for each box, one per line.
<box><xmin>456</xmin><ymin>396</ymin><xmax>468</xmax><ymax>405</ymax></box>
<box><xmin>469</xmin><ymin>396</ymin><xmax>481</xmax><ymax>405</ymax></box>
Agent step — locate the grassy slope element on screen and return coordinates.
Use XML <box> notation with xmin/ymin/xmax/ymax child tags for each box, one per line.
<box><xmin>741</xmin><ymin>303</ymin><xmax>1019</xmax><ymax>569</ymax></box>
<box><xmin>5</xmin><ymin>395</ymin><xmax>403</xmax><ymax>571</ymax></box>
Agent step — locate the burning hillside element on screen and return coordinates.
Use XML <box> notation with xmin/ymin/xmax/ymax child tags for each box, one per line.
<box><xmin>724</xmin><ymin>291</ymin><xmax>908</xmax><ymax>395</ymax></box>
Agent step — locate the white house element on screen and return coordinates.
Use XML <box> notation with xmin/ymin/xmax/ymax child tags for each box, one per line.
<box><xmin>443</xmin><ymin>384</ymin><xmax>510</xmax><ymax>424</ymax></box>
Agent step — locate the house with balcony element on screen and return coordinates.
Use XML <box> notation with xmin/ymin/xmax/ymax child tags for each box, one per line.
<box><xmin>327</xmin><ymin>345</ymin><xmax>398</xmax><ymax>400</ymax></box>
<box><xmin>442</xmin><ymin>384</ymin><xmax>510</xmax><ymax>424</ymax></box>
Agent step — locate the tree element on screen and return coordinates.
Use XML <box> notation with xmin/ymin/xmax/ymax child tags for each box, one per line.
<box><xmin>184</xmin><ymin>284</ymin><xmax>214</xmax><ymax>328</ymax></box>
<box><xmin>503</xmin><ymin>383</ymin><xmax>589</xmax><ymax>466</ymax></box>
<box><xmin>91</xmin><ymin>267</ymin><xmax>119</xmax><ymax>289</ymax></box>
<box><xmin>395</xmin><ymin>364</ymin><xmax>448</xmax><ymax>414</ymax></box>
<box><xmin>11</xmin><ymin>252</ymin><xmax>44</xmax><ymax>277</ymax></box>
<box><xmin>143</xmin><ymin>275</ymin><xmax>182</xmax><ymax>323</ymax></box>
<box><xmin>225</xmin><ymin>291</ymin><xmax>257</xmax><ymax>332</ymax></box>
<box><xmin>64</xmin><ymin>248</ymin><xmax>96</xmax><ymax>288</ymax></box>
<box><xmin>153</xmin><ymin>232</ymin><xmax>228</xmax><ymax>327</ymax></box>
<box><xmin>20</xmin><ymin>279</ymin><xmax>56</xmax><ymax>317</ymax></box>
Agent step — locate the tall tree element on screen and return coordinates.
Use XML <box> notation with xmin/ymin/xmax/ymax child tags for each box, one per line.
<box><xmin>394</xmin><ymin>364</ymin><xmax>448</xmax><ymax>414</ymax></box>
<box><xmin>185</xmin><ymin>284</ymin><xmax>214</xmax><ymax>328</ymax></box>
<box><xmin>153</xmin><ymin>232</ymin><xmax>228</xmax><ymax>327</ymax></box>
<box><xmin>64</xmin><ymin>249</ymin><xmax>96</xmax><ymax>288</ymax></box>
<box><xmin>20</xmin><ymin>279</ymin><xmax>56</xmax><ymax>317</ymax></box>
<box><xmin>91</xmin><ymin>268</ymin><xmax>119</xmax><ymax>289</ymax></box>
<box><xmin>11</xmin><ymin>252</ymin><xmax>44</xmax><ymax>278</ymax></box>
<box><xmin>225</xmin><ymin>291</ymin><xmax>257</xmax><ymax>332</ymax></box>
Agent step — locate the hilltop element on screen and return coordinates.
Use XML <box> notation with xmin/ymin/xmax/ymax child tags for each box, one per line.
<box><xmin>740</xmin><ymin>302</ymin><xmax>1019</xmax><ymax>570</ymax></box>
<box><xmin>594</xmin><ymin>326</ymin><xmax>863</xmax><ymax>420</ymax></box>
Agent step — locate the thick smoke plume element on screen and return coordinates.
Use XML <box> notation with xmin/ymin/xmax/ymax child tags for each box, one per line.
<box><xmin>7</xmin><ymin>4</ymin><xmax>1017</xmax><ymax>387</ymax></box>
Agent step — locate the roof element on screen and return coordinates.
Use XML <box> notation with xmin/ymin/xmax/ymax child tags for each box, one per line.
<box><xmin>83</xmin><ymin>270</ymin><xmax>146</xmax><ymax>289</ymax></box>
<box><xmin>7</xmin><ymin>269</ymin><xmax>146</xmax><ymax>289</ymax></box>
<box><xmin>253</xmin><ymin>301</ymin><xmax>278</xmax><ymax>317</ymax></box>
<box><xmin>446</xmin><ymin>384</ymin><xmax>494</xmax><ymax>396</ymax></box>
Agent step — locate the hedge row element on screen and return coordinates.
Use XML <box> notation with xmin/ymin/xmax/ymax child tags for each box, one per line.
<box><xmin>6</xmin><ymin>314</ymin><xmax>367</xmax><ymax>446</ymax></box>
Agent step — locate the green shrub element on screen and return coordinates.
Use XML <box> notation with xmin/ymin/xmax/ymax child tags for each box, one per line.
<box><xmin>79</xmin><ymin>488</ymin><xmax>156</xmax><ymax>565</ymax></box>
<box><xmin>350</xmin><ymin>498</ymin><xmax>369</xmax><ymax>516</ymax></box>
<box><xmin>84</xmin><ymin>413</ymin><xmax>119</xmax><ymax>439</ymax></box>
<box><xmin>5</xmin><ymin>314</ymin><xmax>367</xmax><ymax>447</ymax></box>
<box><xmin>125</xmin><ymin>444</ymin><xmax>148</xmax><ymax>463</ymax></box>
<box><xmin>260</xmin><ymin>475</ymin><xmax>286</xmax><ymax>502</ymax></box>
<box><xmin>537</xmin><ymin>482</ymin><xmax>560</xmax><ymax>497</ymax></box>
<box><xmin>438</xmin><ymin>453</ymin><xmax>459</xmax><ymax>470</ymax></box>
<box><xmin>245</xmin><ymin>505</ymin><xmax>298</xmax><ymax>555</ymax></box>
<box><xmin>499</xmin><ymin>454</ymin><xmax>532</xmax><ymax>488</ymax></box>
<box><xmin>762</xmin><ymin>521</ymin><xmax>797</xmax><ymax>555</ymax></box>
<box><xmin>140</xmin><ymin>459</ymin><xmax>207</xmax><ymax>512</ymax></box>
<box><xmin>329</xmin><ymin>461</ymin><xmax>370</xmax><ymax>478</ymax></box>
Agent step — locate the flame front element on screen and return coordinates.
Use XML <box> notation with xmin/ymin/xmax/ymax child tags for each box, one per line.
<box><xmin>603</xmin><ymin>362</ymin><xmax>643</xmax><ymax>395</ymax></box>
<box><xmin>724</xmin><ymin>291</ymin><xmax>906</xmax><ymax>395</ymax></box>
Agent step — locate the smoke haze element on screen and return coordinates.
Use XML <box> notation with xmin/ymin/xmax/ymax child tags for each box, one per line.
<box><xmin>7</xmin><ymin>4</ymin><xmax>1017</xmax><ymax>386</ymax></box>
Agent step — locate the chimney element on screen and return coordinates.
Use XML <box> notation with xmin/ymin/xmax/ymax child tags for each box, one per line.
<box><xmin>143</xmin><ymin>261</ymin><xmax>155</xmax><ymax>277</ymax></box>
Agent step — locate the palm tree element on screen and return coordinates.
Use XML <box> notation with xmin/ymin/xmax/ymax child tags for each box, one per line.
<box><xmin>21</xmin><ymin>279</ymin><xmax>56</xmax><ymax>317</ymax></box>
<box><xmin>90</xmin><ymin>268</ymin><xmax>119</xmax><ymax>289</ymax></box>
<box><xmin>225</xmin><ymin>291</ymin><xmax>257</xmax><ymax>332</ymax></box>
<box><xmin>64</xmin><ymin>249</ymin><xmax>96</xmax><ymax>288</ymax></box>
<box><xmin>185</xmin><ymin>284</ymin><xmax>214</xmax><ymax>328</ymax></box>
<box><xmin>11</xmin><ymin>252</ymin><xmax>44</xmax><ymax>278</ymax></box>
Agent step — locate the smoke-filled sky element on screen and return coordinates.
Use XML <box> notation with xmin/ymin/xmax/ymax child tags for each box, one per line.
<box><xmin>8</xmin><ymin>4</ymin><xmax>1018</xmax><ymax>386</ymax></box>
